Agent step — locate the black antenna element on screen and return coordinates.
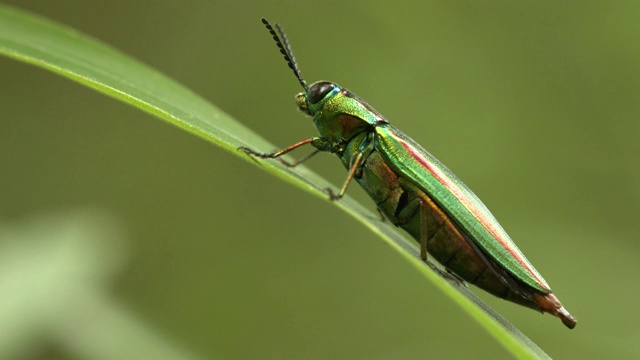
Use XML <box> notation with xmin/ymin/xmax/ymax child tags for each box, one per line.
<box><xmin>261</xmin><ymin>18</ymin><xmax>308</xmax><ymax>91</ymax></box>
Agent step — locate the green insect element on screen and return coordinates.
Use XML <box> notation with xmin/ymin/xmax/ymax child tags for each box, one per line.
<box><xmin>241</xmin><ymin>18</ymin><xmax>576</xmax><ymax>329</ymax></box>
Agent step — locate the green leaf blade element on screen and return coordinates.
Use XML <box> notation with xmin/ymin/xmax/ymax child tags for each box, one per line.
<box><xmin>0</xmin><ymin>4</ymin><xmax>257</xmax><ymax>154</ymax></box>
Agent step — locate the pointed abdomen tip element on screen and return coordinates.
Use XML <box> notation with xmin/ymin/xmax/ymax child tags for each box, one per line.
<box><xmin>559</xmin><ymin>307</ymin><xmax>577</xmax><ymax>329</ymax></box>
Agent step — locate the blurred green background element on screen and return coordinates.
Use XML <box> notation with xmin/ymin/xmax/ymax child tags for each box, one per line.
<box><xmin>1</xmin><ymin>1</ymin><xmax>639</xmax><ymax>359</ymax></box>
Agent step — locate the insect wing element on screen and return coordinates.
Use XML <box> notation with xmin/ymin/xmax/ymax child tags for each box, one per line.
<box><xmin>375</xmin><ymin>124</ymin><xmax>551</xmax><ymax>293</ymax></box>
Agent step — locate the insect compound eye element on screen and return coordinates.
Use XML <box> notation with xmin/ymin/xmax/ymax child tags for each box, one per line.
<box><xmin>307</xmin><ymin>82</ymin><xmax>336</xmax><ymax>104</ymax></box>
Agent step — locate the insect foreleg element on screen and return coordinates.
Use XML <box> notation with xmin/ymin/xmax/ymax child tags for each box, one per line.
<box><xmin>239</xmin><ymin>137</ymin><xmax>330</xmax><ymax>166</ymax></box>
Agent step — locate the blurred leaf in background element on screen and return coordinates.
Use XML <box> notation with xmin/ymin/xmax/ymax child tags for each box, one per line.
<box><xmin>0</xmin><ymin>210</ymin><xmax>202</xmax><ymax>359</ymax></box>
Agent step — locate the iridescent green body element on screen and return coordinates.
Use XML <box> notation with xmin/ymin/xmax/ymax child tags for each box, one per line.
<box><xmin>242</xmin><ymin>18</ymin><xmax>576</xmax><ymax>328</ymax></box>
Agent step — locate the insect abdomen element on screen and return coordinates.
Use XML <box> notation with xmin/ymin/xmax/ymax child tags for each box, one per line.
<box><xmin>351</xmin><ymin>146</ymin><xmax>544</xmax><ymax>310</ymax></box>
